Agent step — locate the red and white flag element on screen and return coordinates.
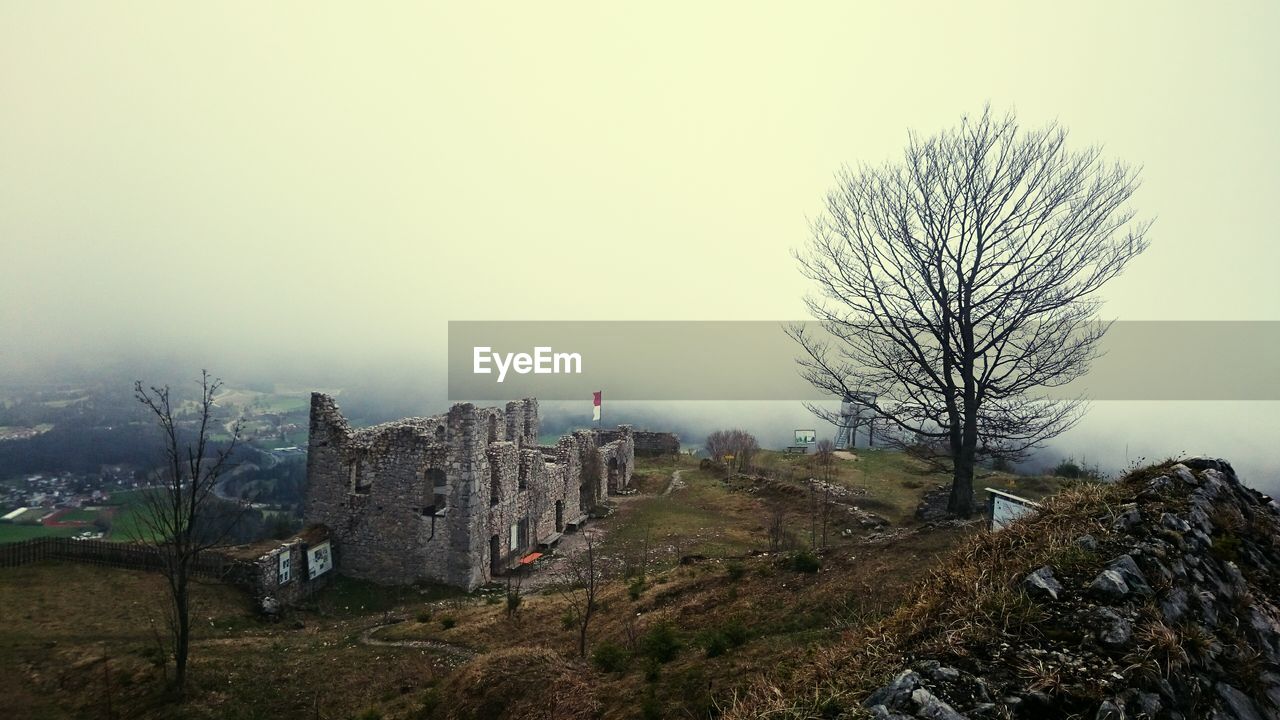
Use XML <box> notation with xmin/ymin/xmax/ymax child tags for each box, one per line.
<box><xmin>592</xmin><ymin>391</ymin><xmax>602</xmax><ymax>421</ymax></box>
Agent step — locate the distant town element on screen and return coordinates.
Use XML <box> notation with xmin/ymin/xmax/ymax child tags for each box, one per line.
<box><xmin>0</xmin><ymin>381</ymin><xmax>316</xmax><ymax>544</ymax></box>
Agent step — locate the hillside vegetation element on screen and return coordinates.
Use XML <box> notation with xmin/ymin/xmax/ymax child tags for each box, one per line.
<box><xmin>1</xmin><ymin>450</ymin><xmax>1080</xmax><ymax>719</ymax></box>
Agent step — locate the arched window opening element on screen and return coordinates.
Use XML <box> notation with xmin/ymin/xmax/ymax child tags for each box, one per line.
<box><xmin>426</xmin><ymin>468</ymin><xmax>448</xmax><ymax>515</ymax></box>
<box><xmin>490</xmin><ymin>457</ymin><xmax>501</xmax><ymax>506</ymax></box>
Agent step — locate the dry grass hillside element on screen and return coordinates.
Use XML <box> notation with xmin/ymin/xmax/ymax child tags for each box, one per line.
<box><xmin>0</xmin><ymin>450</ymin><xmax>1073</xmax><ymax>720</ymax></box>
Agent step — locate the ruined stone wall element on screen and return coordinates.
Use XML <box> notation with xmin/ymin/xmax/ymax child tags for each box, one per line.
<box><xmin>633</xmin><ymin>430</ymin><xmax>680</xmax><ymax>457</ymax></box>
<box><xmin>305</xmin><ymin>394</ymin><xmax>509</xmax><ymax>589</ymax></box>
<box><xmin>227</xmin><ymin>526</ymin><xmax>336</xmax><ymax>613</ymax></box>
<box><xmin>598</xmin><ymin>425</ymin><xmax>635</xmax><ymax>494</ymax></box>
<box><xmin>304</xmin><ymin>394</ymin><xmax>635</xmax><ymax>590</ymax></box>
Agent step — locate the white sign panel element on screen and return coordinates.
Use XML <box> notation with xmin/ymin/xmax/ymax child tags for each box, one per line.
<box><xmin>794</xmin><ymin>429</ymin><xmax>816</xmax><ymax>445</ymax></box>
<box><xmin>278</xmin><ymin>550</ymin><xmax>292</xmax><ymax>585</ymax></box>
<box><xmin>307</xmin><ymin>541</ymin><xmax>333</xmax><ymax>580</ymax></box>
<box><xmin>986</xmin><ymin>488</ymin><xmax>1041</xmax><ymax>531</ymax></box>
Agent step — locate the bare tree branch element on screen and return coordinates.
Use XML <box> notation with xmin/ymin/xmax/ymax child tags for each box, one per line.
<box><xmin>793</xmin><ymin>107</ymin><xmax>1150</xmax><ymax>515</ymax></box>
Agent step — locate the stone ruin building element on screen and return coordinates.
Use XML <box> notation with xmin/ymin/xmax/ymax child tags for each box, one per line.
<box><xmin>303</xmin><ymin>393</ymin><xmax>635</xmax><ymax>590</ymax></box>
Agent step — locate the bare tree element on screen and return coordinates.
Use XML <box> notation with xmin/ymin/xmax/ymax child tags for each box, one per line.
<box><xmin>556</xmin><ymin>530</ymin><xmax>603</xmax><ymax>657</ymax></box>
<box><xmin>133</xmin><ymin>371</ymin><xmax>243</xmax><ymax>696</ymax></box>
<box><xmin>765</xmin><ymin>501</ymin><xmax>787</xmax><ymax>552</ymax></box>
<box><xmin>705</xmin><ymin>429</ymin><xmax>760</xmax><ymax>473</ymax></box>
<box><xmin>791</xmin><ymin>108</ymin><xmax>1150</xmax><ymax>516</ymax></box>
<box><xmin>814</xmin><ymin>439</ymin><xmax>836</xmax><ymax>548</ymax></box>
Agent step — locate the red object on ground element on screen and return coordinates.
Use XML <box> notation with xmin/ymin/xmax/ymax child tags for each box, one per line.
<box><xmin>519</xmin><ymin>552</ymin><xmax>543</xmax><ymax>565</ymax></box>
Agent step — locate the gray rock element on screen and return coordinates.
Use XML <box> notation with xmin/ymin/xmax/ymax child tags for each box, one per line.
<box><xmin>1215</xmin><ymin>682</ymin><xmax>1264</xmax><ymax>720</ymax></box>
<box><xmin>1130</xmin><ymin>690</ymin><xmax>1162</xmax><ymax>718</ymax></box>
<box><xmin>1181</xmin><ymin>457</ymin><xmax>1233</xmax><ymax>474</ymax></box>
<box><xmin>1096</xmin><ymin>698</ymin><xmax>1126</xmax><ymax>720</ymax></box>
<box><xmin>966</xmin><ymin>703</ymin><xmax>998</xmax><ymax>719</ymax></box>
<box><xmin>1162</xmin><ymin>512</ymin><xmax>1191</xmax><ymax>533</ymax></box>
<box><xmin>911</xmin><ymin>687</ymin><xmax>968</xmax><ymax>720</ymax></box>
<box><xmin>929</xmin><ymin>665</ymin><xmax>961</xmax><ymax>683</ymax></box>
<box><xmin>1171</xmin><ymin>463</ymin><xmax>1198</xmax><ymax>484</ymax></box>
<box><xmin>1096</xmin><ymin>607</ymin><xmax>1134</xmax><ymax>648</ymax></box>
<box><xmin>1259</xmin><ymin>672</ymin><xmax>1280</xmax><ymax>712</ymax></box>
<box><xmin>1107</xmin><ymin>555</ymin><xmax>1153</xmax><ymax>596</ymax></box>
<box><xmin>1112</xmin><ymin>506</ymin><xmax>1142</xmax><ymax>532</ymax></box>
<box><xmin>1144</xmin><ymin>475</ymin><xmax>1172</xmax><ymax>494</ymax></box>
<box><xmin>864</xmin><ymin>669</ymin><xmax>922</xmax><ymax>710</ymax></box>
<box><xmin>1159</xmin><ymin>587</ymin><xmax>1190</xmax><ymax>623</ymax></box>
<box><xmin>1024</xmin><ymin>566</ymin><xmax>1064</xmax><ymax>601</ymax></box>
<box><xmin>867</xmin><ymin>705</ymin><xmax>915</xmax><ymax>720</ymax></box>
<box><xmin>1089</xmin><ymin>569</ymin><xmax>1131</xmax><ymax>600</ymax></box>
<box><xmin>1077</xmin><ymin>534</ymin><xmax>1100</xmax><ymax>551</ymax></box>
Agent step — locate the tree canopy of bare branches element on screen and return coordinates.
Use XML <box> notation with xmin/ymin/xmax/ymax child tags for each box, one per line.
<box><xmin>133</xmin><ymin>370</ymin><xmax>243</xmax><ymax>696</ymax></box>
<box><xmin>556</xmin><ymin>530</ymin><xmax>603</xmax><ymax>657</ymax></box>
<box><xmin>790</xmin><ymin>108</ymin><xmax>1150</xmax><ymax>516</ymax></box>
<box><xmin>705</xmin><ymin>429</ymin><xmax>759</xmax><ymax>473</ymax></box>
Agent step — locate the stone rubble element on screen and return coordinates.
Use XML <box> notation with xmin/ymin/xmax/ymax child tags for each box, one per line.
<box><xmin>862</xmin><ymin>458</ymin><xmax>1280</xmax><ymax>719</ymax></box>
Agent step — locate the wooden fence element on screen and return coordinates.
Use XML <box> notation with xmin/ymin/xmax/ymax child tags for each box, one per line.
<box><xmin>0</xmin><ymin>537</ymin><xmax>243</xmax><ymax>579</ymax></box>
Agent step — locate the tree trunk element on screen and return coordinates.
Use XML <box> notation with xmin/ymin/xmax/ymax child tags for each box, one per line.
<box><xmin>948</xmin><ymin>449</ymin><xmax>975</xmax><ymax>517</ymax></box>
<box><xmin>174</xmin><ymin>576</ymin><xmax>190</xmax><ymax>696</ymax></box>
<box><xmin>577</xmin><ymin>610</ymin><xmax>590</xmax><ymax>657</ymax></box>
<box><xmin>948</xmin><ymin>409</ymin><xmax>979</xmax><ymax>516</ymax></box>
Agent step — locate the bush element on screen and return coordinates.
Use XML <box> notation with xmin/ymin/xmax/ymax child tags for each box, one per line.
<box><xmin>700</xmin><ymin>631</ymin><xmax>729</xmax><ymax>658</ymax></box>
<box><xmin>791</xmin><ymin>550</ymin><xmax>821</xmax><ymax>573</ymax></box>
<box><xmin>640</xmin><ymin>693</ymin><xmax>663</xmax><ymax>720</ymax></box>
<box><xmin>439</xmin><ymin>616</ymin><xmax>457</xmax><ymax>630</ymax></box>
<box><xmin>628</xmin><ymin>577</ymin><xmax>645</xmax><ymax>601</ymax></box>
<box><xmin>506</xmin><ymin>592</ymin><xmax>522</xmax><ymax>616</ymax></box>
<box><xmin>415</xmin><ymin>610</ymin><xmax>433</xmax><ymax>623</ymax></box>
<box><xmin>640</xmin><ymin>622</ymin><xmax>681</xmax><ymax>664</ymax></box>
<box><xmin>591</xmin><ymin>640</ymin><xmax>629</xmax><ymax>673</ymax></box>
<box><xmin>1053</xmin><ymin>460</ymin><xmax>1082</xmax><ymax>478</ymax></box>
<box><xmin>726</xmin><ymin>562</ymin><xmax>745</xmax><ymax>581</ymax></box>
<box><xmin>721</xmin><ymin>618</ymin><xmax>750</xmax><ymax>647</ymax></box>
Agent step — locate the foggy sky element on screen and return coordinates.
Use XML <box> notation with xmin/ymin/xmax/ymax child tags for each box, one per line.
<box><xmin>2</xmin><ymin>3</ymin><xmax>1278</xmax><ymax>487</ymax></box>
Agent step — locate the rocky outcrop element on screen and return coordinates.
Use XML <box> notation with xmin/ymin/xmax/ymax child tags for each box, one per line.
<box><xmin>864</xmin><ymin>458</ymin><xmax>1280</xmax><ymax>719</ymax></box>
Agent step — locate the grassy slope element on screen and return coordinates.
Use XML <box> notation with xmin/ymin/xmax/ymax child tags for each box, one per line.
<box><xmin>0</xmin><ymin>450</ymin><xmax>1076</xmax><ymax>719</ymax></box>
<box><xmin>0</xmin><ymin>523</ymin><xmax>80</xmax><ymax>542</ymax></box>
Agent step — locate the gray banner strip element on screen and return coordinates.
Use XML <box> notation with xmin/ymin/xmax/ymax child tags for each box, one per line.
<box><xmin>447</xmin><ymin>321</ymin><xmax>1280</xmax><ymax>401</ymax></box>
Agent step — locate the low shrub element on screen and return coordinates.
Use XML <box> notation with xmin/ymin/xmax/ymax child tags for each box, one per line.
<box><xmin>791</xmin><ymin>550</ymin><xmax>821</xmax><ymax>573</ymax></box>
<box><xmin>700</xmin><ymin>631</ymin><xmax>729</xmax><ymax>658</ymax></box>
<box><xmin>640</xmin><ymin>622</ymin><xmax>681</xmax><ymax>663</ymax></box>
<box><xmin>591</xmin><ymin>640</ymin><xmax>629</xmax><ymax>673</ymax></box>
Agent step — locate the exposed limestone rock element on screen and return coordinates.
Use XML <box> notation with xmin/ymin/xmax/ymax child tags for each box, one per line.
<box><xmin>861</xmin><ymin>457</ymin><xmax>1280</xmax><ymax>719</ymax></box>
<box><xmin>1023</xmin><ymin>566</ymin><xmax>1063</xmax><ymax>601</ymax></box>
<box><xmin>1094</xmin><ymin>607</ymin><xmax>1133</xmax><ymax>648</ymax></box>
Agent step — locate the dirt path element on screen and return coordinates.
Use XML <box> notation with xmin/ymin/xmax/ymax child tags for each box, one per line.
<box><xmin>358</xmin><ymin>621</ymin><xmax>477</xmax><ymax>663</ymax></box>
<box><xmin>519</xmin><ymin>467</ymin><xmax>686</xmax><ymax>594</ymax></box>
<box><xmin>663</xmin><ymin>469</ymin><xmax>686</xmax><ymax>496</ymax></box>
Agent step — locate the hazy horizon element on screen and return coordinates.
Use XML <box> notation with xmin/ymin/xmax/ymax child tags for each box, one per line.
<box><xmin>3</xmin><ymin>3</ymin><xmax>1278</xmax><ymax>489</ymax></box>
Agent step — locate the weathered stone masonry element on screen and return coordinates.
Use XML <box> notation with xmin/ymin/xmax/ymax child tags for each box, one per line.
<box><xmin>303</xmin><ymin>393</ymin><xmax>633</xmax><ymax>590</ymax></box>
